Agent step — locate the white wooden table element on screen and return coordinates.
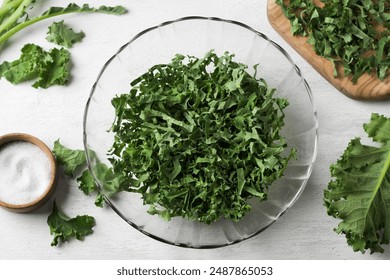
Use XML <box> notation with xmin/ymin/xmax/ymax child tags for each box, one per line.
<box><xmin>1</xmin><ymin>0</ymin><xmax>389</xmax><ymax>260</ymax></box>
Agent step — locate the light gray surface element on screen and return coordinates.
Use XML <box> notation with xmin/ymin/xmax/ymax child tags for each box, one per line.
<box><xmin>0</xmin><ymin>0</ymin><xmax>389</xmax><ymax>260</ymax></box>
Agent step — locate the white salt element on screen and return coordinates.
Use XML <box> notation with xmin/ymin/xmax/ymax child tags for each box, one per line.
<box><xmin>0</xmin><ymin>141</ymin><xmax>51</xmax><ymax>205</ymax></box>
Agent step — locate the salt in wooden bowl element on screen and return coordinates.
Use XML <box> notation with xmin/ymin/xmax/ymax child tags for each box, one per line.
<box><xmin>0</xmin><ymin>133</ymin><xmax>57</xmax><ymax>213</ymax></box>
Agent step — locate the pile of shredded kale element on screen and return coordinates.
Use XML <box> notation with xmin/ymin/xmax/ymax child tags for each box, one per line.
<box><xmin>109</xmin><ymin>51</ymin><xmax>295</xmax><ymax>224</ymax></box>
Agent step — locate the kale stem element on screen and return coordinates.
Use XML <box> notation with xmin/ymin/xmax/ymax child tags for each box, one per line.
<box><xmin>0</xmin><ymin>0</ymin><xmax>23</xmax><ymax>25</ymax></box>
<box><xmin>0</xmin><ymin>8</ymin><xmax>81</xmax><ymax>45</ymax></box>
<box><xmin>0</xmin><ymin>0</ymin><xmax>32</xmax><ymax>35</ymax></box>
<box><xmin>0</xmin><ymin>0</ymin><xmax>22</xmax><ymax>14</ymax></box>
<box><xmin>0</xmin><ymin>4</ymin><xmax>126</xmax><ymax>47</ymax></box>
<box><xmin>1</xmin><ymin>0</ymin><xmax>13</xmax><ymax>8</ymax></box>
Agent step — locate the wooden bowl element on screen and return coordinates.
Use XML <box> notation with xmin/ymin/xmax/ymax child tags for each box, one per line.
<box><xmin>0</xmin><ymin>133</ymin><xmax>57</xmax><ymax>213</ymax></box>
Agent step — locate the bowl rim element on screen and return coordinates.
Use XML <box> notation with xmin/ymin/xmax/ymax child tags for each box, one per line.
<box><xmin>0</xmin><ymin>133</ymin><xmax>57</xmax><ymax>213</ymax></box>
<box><xmin>83</xmin><ymin>15</ymin><xmax>319</xmax><ymax>249</ymax></box>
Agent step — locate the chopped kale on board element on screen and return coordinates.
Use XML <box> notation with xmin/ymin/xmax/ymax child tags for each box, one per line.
<box><xmin>276</xmin><ymin>0</ymin><xmax>390</xmax><ymax>82</ymax></box>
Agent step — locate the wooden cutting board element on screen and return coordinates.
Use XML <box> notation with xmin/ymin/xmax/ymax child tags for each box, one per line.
<box><xmin>267</xmin><ymin>0</ymin><xmax>390</xmax><ymax>100</ymax></box>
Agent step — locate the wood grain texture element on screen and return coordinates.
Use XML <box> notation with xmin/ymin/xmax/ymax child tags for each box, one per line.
<box><xmin>267</xmin><ymin>0</ymin><xmax>390</xmax><ymax>100</ymax></box>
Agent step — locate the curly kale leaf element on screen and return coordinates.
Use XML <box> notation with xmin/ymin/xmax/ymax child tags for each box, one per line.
<box><xmin>52</xmin><ymin>139</ymin><xmax>86</xmax><ymax>177</ymax></box>
<box><xmin>46</xmin><ymin>20</ymin><xmax>85</xmax><ymax>48</ymax></box>
<box><xmin>0</xmin><ymin>43</ymin><xmax>70</xmax><ymax>88</ymax></box>
<box><xmin>47</xmin><ymin>201</ymin><xmax>95</xmax><ymax>246</ymax></box>
<box><xmin>52</xmin><ymin>140</ymin><xmax>122</xmax><ymax>207</ymax></box>
<box><xmin>77</xmin><ymin>162</ymin><xmax>125</xmax><ymax>207</ymax></box>
<box><xmin>324</xmin><ymin>113</ymin><xmax>390</xmax><ymax>254</ymax></box>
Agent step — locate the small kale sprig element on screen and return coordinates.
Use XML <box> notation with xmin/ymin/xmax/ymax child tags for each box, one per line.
<box><xmin>47</xmin><ymin>201</ymin><xmax>95</xmax><ymax>246</ymax></box>
<box><xmin>46</xmin><ymin>20</ymin><xmax>85</xmax><ymax>48</ymax></box>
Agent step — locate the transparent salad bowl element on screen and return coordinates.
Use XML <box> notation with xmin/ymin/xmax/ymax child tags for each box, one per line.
<box><xmin>83</xmin><ymin>16</ymin><xmax>318</xmax><ymax>248</ymax></box>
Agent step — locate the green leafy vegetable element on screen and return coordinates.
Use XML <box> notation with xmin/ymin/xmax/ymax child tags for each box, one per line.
<box><xmin>0</xmin><ymin>43</ymin><xmax>70</xmax><ymax>88</ymax></box>
<box><xmin>276</xmin><ymin>0</ymin><xmax>390</xmax><ymax>82</ymax></box>
<box><xmin>0</xmin><ymin>1</ymin><xmax>127</xmax><ymax>49</ymax></box>
<box><xmin>52</xmin><ymin>140</ymin><xmax>122</xmax><ymax>207</ymax></box>
<box><xmin>0</xmin><ymin>43</ymin><xmax>47</xmax><ymax>84</ymax></box>
<box><xmin>32</xmin><ymin>46</ymin><xmax>70</xmax><ymax>88</ymax></box>
<box><xmin>77</xmin><ymin>170</ymin><xmax>96</xmax><ymax>196</ymax></box>
<box><xmin>47</xmin><ymin>201</ymin><xmax>95</xmax><ymax>246</ymax></box>
<box><xmin>77</xmin><ymin>170</ymin><xmax>105</xmax><ymax>207</ymax></box>
<box><xmin>77</xmin><ymin>162</ymin><xmax>125</xmax><ymax>207</ymax></box>
<box><xmin>52</xmin><ymin>139</ymin><xmax>86</xmax><ymax>177</ymax></box>
<box><xmin>0</xmin><ymin>1</ymin><xmax>126</xmax><ymax>87</ymax></box>
<box><xmin>324</xmin><ymin>113</ymin><xmax>390</xmax><ymax>254</ymax></box>
<box><xmin>109</xmin><ymin>50</ymin><xmax>296</xmax><ymax>224</ymax></box>
<box><xmin>46</xmin><ymin>20</ymin><xmax>85</xmax><ymax>48</ymax></box>
<box><xmin>49</xmin><ymin>141</ymin><xmax>122</xmax><ymax>245</ymax></box>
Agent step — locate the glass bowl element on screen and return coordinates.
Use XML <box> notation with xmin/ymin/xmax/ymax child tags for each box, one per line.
<box><xmin>83</xmin><ymin>16</ymin><xmax>318</xmax><ymax>248</ymax></box>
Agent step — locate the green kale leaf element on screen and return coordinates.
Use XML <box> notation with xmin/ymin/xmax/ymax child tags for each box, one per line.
<box><xmin>0</xmin><ymin>43</ymin><xmax>49</xmax><ymax>84</ymax></box>
<box><xmin>77</xmin><ymin>169</ymin><xmax>96</xmax><ymax>196</ymax></box>
<box><xmin>77</xmin><ymin>170</ymin><xmax>105</xmax><ymax>208</ymax></box>
<box><xmin>324</xmin><ymin>113</ymin><xmax>390</xmax><ymax>253</ymax></box>
<box><xmin>52</xmin><ymin>140</ymin><xmax>123</xmax><ymax>207</ymax></box>
<box><xmin>77</xmin><ymin>162</ymin><xmax>125</xmax><ymax>207</ymax></box>
<box><xmin>32</xmin><ymin>47</ymin><xmax>70</xmax><ymax>88</ymax></box>
<box><xmin>0</xmin><ymin>43</ymin><xmax>70</xmax><ymax>88</ymax></box>
<box><xmin>52</xmin><ymin>139</ymin><xmax>86</xmax><ymax>177</ymax></box>
<box><xmin>47</xmin><ymin>201</ymin><xmax>95</xmax><ymax>246</ymax></box>
<box><xmin>46</xmin><ymin>20</ymin><xmax>85</xmax><ymax>48</ymax></box>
